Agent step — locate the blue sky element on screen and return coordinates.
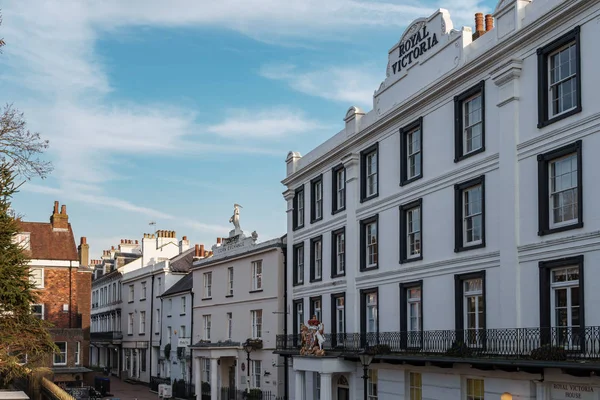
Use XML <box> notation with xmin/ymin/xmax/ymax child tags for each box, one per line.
<box><xmin>0</xmin><ymin>0</ymin><xmax>495</xmax><ymax>258</ymax></box>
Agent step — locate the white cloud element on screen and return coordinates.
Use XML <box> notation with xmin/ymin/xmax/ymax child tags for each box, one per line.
<box><xmin>259</xmin><ymin>64</ymin><xmax>382</xmax><ymax>108</ymax></box>
<box><xmin>206</xmin><ymin>108</ymin><xmax>329</xmax><ymax>139</ymax></box>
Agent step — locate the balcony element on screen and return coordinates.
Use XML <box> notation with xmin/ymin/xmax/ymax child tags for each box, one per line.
<box><xmin>91</xmin><ymin>331</ymin><xmax>124</xmax><ymax>342</ymax></box>
<box><xmin>276</xmin><ymin>327</ymin><xmax>600</xmax><ymax>373</ymax></box>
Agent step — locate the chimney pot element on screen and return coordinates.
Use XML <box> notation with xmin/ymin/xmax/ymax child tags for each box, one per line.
<box><xmin>111</xmin><ymin>246</ymin><xmax>115</xmax><ymax>250</ymax></box>
<box><xmin>135</xmin><ymin>240</ymin><xmax>139</xmax><ymax>244</ymax></box>
<box><xmin>81</xmin><ymin>237</ymin><xmax>87</xmax><ymax>245</ymax></box>
<box><xmin>60</xmin><ymin>205</ymin><xmax>67</xmax><ymax>215</ymax></box>
<box><xmin>194</xmin><ymin>244</ymin><xmax>200</xmax><ymax>257</ymax></box>
<box><xmin>53</xmin><ymin>201</ymin><xmax>59</xmax><ymax>214</ymax></box>
<box><xmin>475</xmin><ymin>12</ymin><xmax>484</xmax><ymax>31</ymax></box>
<box><xmin>182</xmin><ymin>236</ymin><xmax>187</xmax><ymax>241</ymax></box>
<box><xmin>199</xmin><ymin>244</ymin><xmax>205</xmax><ymax>256</ymax></box>
<box><xmin>217</xmin><ymin>237</ymin><xmax>222</xmax><ymax>244</ymax></box>
<box><xmin>485</xmin><ymin>14</ymin><xmax>494</xmax><ymax>32</ymax></box>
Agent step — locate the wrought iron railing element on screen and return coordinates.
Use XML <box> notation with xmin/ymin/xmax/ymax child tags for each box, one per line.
<box><xmin>90</xmin><ymin>331</ymin><xmax>124</xmax><ymax>341</ymax></box>
<box><xmin>277</xmin><ymin>327</ymin><xmax>600</xmax><ymax>362</ymax></box>
<box><xmin>220</xmin><ymin>387</ymin><xmax>284</xmax><ymax>400</ymax></box>
<box><xmin>150</xmin><ymin>376</ymin><xmax>170</xmax><ymax>392</ymax></box>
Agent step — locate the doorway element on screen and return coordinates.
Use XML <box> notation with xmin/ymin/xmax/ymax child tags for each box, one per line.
<box><xmin>337</xmin><ymin>387</ymin><xmax>350</xmax><ymax>400</ymax></box>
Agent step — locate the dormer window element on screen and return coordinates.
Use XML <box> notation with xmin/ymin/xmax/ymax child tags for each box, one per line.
<box><xmin>14</xmin><ymin>233</ymin><xmax>31</xmax><ymax>251</ymax></box>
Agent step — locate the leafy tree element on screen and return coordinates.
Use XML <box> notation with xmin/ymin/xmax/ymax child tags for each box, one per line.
<box><xmin>0</xmin><ymin>163</ymin><xmax>56</xmax><ymax>388</ymax></box>
<box><xmin>0</xmin><ymin>11</ymin><xmax>56</xmax><ymax>388</ymax></box>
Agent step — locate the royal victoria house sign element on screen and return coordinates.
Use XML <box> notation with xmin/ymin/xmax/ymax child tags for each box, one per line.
<box><xmin>374</xmin><ymin>9</ymin><xmax>470</xmax><ymax>116</ymax></box>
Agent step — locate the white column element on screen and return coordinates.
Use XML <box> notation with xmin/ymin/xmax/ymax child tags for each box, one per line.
<box><xmin>320</xmin><ymin>373</ymin><xmax>333</xmax><ymax>400</ymax></box>
<box><xmin>294</xmin><ymin>370</ymin><xmax>305</xmax><ymax>400</ymax></box>
<box><xmin>210</xmin><ymin>358</ymin><xmax>218</xmax><ymax>400</ymax></box>
<box><xmin>194</xmin><ymin>357</ymin><xmax>201</xmax><ymax>400</ymax></box>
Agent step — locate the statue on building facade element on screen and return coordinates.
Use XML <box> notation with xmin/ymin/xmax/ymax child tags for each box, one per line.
<box><xmin>229</xmin><ymin>204</ymin><xmax>242</xmax><ymax>234</ymax></box>
<box><xmin>299</xmin><ymin>315</ymin><xmax>325</xmax><ymax>356</ymax></box>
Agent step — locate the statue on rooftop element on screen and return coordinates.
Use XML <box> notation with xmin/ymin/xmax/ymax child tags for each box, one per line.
<box><xmin>229</xmin><ymin>204</ymin><xmax>242</xmax><ymax>233</ymax></box>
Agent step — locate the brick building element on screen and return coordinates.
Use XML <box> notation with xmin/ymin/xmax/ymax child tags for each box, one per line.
<box><xmin>17</xmin><ymin>201</ymin><xmax>93</xmax><ymax>384</ymax></box>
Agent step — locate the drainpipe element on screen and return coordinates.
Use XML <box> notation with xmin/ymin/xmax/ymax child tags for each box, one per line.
<box><xmin>69</xmin><ymin>261</ymin><xmax>73</xmax><ymax>328</ymax></box>
<box><xmin>189</xmin><ymin>289</ymin><xmax>194</xmax><ymax>396</ymax></box>
<box><xmin>149</xmin><ymin>274</ymin><xmax>155</xmax><ymax>379</ymax></box>
<box><xmin>282</xmin><ymin>242</ymin><xmax>289</xmax><ymax>400</ymax></box>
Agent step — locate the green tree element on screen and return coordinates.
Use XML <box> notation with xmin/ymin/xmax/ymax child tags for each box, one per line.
<box><xmin>0</xmin><ymin>10</ymin><xmax>56</xmax><ymax>388</ymax></box>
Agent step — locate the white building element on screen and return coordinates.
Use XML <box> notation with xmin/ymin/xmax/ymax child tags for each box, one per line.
<box><xmin>190</xmin><ymin>225</ymin><xmax>286</xmax><ymax>400</ymax></box>
<box><xmin>119</xmin><ymin>231</ymin><xmax>191</xmax><ymax>383</ymax></box>
<box><xmin>158</xmin><ymin>259</ymin><xmax>194</xmax><ymax>386</ymax></box>
<box><xmin>279</xmin><ymin>2</ymin><xmax>600</xmax><ymax>400</ymax></box>
<box><xmin>90</xmin><ymin>230</ymin><xmax>193</xmax><ymax>382</ymax></box>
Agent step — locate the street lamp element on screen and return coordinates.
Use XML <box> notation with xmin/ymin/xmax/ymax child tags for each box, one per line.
<box><xmin>501</xmin><ymin>393</ymin><xmax>513</xmax><ymax>400</ymax></box>
<box><xmin>359</xmin><ymin>352</ymin><xmax>374</xmax><ymax>400</ymax></box>
<box><xmin>243</xmin><ymin>340</ymin><xmax>254</xmax><ymax>394</ymax></box>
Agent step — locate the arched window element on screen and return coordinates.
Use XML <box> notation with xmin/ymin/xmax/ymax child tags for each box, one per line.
<box><xmin>337</xmin><ymin>375</ymin><xmax>349</xmax><ymax>386</ymax></box>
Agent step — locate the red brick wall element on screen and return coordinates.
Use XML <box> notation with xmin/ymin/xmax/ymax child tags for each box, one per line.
<box><xmin>75</xmin><ymin>269</ymin><xmax>92</xmax><ymax>367</ymax></box>
<box><xmin>39</xmin><ymin>268</ymin><xmax>72</xmax><ymax>328</ymax></box>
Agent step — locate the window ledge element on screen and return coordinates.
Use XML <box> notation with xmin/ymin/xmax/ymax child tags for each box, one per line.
<box><xmin>332</xmin><ymin>207</ymin><xmax>346</xmax><ymax>216</ymax></box>
<box><xmin>155</xmin><ymin>332</ymin><xmax>160</xmax><ymax>335</ymax></box>
<box><xmin>331</xmin><ymin>273</ymin><xmax>346</xmax><ymax>279</ymax></box>
<box><xmin>139</xmin><ymin>333</ymin><xmax>145</xmax><ymax>336</ymax></box>
<box><xmin>538</xmin><ymin>106</ymin><xmax>582</xmax><ymax>129</ymax></box>
<box><xmin>292</xmin><ymin>282</ymin><xmax>304</xmax><ymax>287</ymax></box>
<box><xmin>310</xmin><ymin>217</ymin><xmax>323</xmax><ymax>224</ymax></box>
<box><xmin>454</xmin><ymin>147</ymin><xmax>485</xmax><ymax>163</ymax></box>
<box><xmin>201</xmin><ymin>297</ymin><xmax>212</xmax><ymax>301</ymax></box>
<box><xmin>225</xmin><ymin>295</ymin><xmax>234</xmax><ymax>298</ymax></box>
<box><xmin>539</xmin><ymin>221</ymin><xmax>583</xmax><ymax>236</ymax></box>
<box><xmin>454</xmin><ymin>242</ymin><xmax>486</xmax><ymax>253</ymax></box>
<box><xmin>249</xmin><ymin>289</ymin><xmax>263</xmax><ymax>294</ymax></box>
<box><xmin>180</xmin><ymin>313</ymin><xmax>186</xmax><ymax>316</ymax></box>
<box><xmin>293</xmin><ymin>225</ymin><xmax>305</xmax><ymax>232</ymax></box>
<box><xmin>128</xmin><ymin>301</ymin><xmax>134</xmax><ymax>304</ymax></box>
<box><xmin>400</xmin><ymin>174</ymin><xmax>423</xmax><ymax>187</ymax></box>
<box><xmin>140</xmin><ymin>298</ymin><xmax>146</xmax><ymax>302</ymax></box>
<box><xmin>167</xmin><ymin>315</ymin><xmax>172</xmax><ymax>318</ymax></box>
<box><xmin>309</xmin><ymin>278</ymin><xmax>323</xmax><ymax>283</ymax></box>
<box><xmin>127</xmin><ymin>334</ymin><xmax>133</xmax><ymax>336</ymax></box>
<box><xmin>400</xmin><ymin>255</ymin><xmax>423</xmax><ymax>264</ymax></box>
<box><xmin>360</xmin><ymin>266</ymin><xmax>379</xmax><ymax>272</ymax></box>
<box><xmin>360</xmin><ymin>193</ymin><xmax>379</xmax><ymax>203</ymax></box>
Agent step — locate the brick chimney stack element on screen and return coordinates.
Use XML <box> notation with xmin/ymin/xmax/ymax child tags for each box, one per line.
<box><xmin>78</xmin><ymin>237</ymin><xmax>90</xmax><ymax>266</ymax></box>
<box><xmin>50</xmin><ymin>200</ymin><xmax>69</xmax><ymax>230</ymax></box>
<box><xmin>485</xmin><ymin>14</ymin><xmax>494</xmax><ymax>32</ymax></box>
<box><xmin>472</xmin><ymin>13</ymin><xmax>486</xmax><ymax>41</ymax></box>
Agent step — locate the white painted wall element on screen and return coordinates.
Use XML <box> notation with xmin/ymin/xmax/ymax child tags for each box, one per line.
<box><xmin>283</xmin><ymin>1</ymin><xmax>600</xmax><ymax>399</ymax></box>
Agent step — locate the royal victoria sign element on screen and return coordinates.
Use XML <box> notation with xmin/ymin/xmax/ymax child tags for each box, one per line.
<box><xmin>386</xmin><ymin>9</ymin><xmax>456</xmax><ymax>79</ymax></box>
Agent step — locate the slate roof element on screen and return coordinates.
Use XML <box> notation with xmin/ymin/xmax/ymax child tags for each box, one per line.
<box><xmin>18</xmin><ymin>221</ymin><xmax>78</xmax><ymax>261</ymax></box>
<box><xmin>169</xmin><ymin>247</ymin><xmax>194</xmax><ymax>273</ymax></box>
<box><xmin>161</xmin><ymin>273</ymin><xmax>193</xmax><ymax>297</ymax></box>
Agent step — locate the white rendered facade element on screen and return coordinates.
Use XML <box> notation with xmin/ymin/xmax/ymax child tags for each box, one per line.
<box><xmin>191</xmin><ymin>233</ymin><xmax>286</xmax><ymax>400</ymax></box>
<box><xmin>280</xmin><ymin>1</ymin><xmax>600</xmax><ymax>400</ymax></box>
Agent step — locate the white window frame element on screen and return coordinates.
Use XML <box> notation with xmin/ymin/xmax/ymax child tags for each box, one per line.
<box><xmin>407</xmin><ymin>288</ymin><xmax>422</xmax><ymax>347</ymax></box>
<box><xmin>548</xmin><ymin>42</ymin><xmax>578</xmax><ymax>118</ymax></box>
<box><xmin>139</xmin><ymin>311</ymin><xmax>146</xmax><ymax>334</ymax></box>
<box><xmin>181</xmin><ymin>296</ymin><xmax>186</xmax><ymax>314</ymax></box>
<box><xmin>366</xmin><ymin>292</ymin><xmax>378</xmax><ymax>334</ymax></box>
<box><xmin>168</xmin><ymin>298</ymin><xmax>172</xmax><ymax>317</ymax></box>
<box><xmin>408</xmin><ymin>372</ymin><xmax>422</xmax><ymax>400</ymax></box>
<box><xmin>75</xmin><ymin>342</ymin><xmax>81</xmax><ymax>365</ymax></box>
<box><xmin>167</xmin><ymin>326</ymin><xmax>172</xmax><ymax>342</ymax></box>
<box><xmin>250</xmin><ymin>360</ymin><xmax>262</xmax><ymax>389</ymax></box>
<box><xmin>128</xmin><ymin>284</ymin><xmax>134</xmax><ymax>302</ymax></box>
<box><xmin>336</xmin><ymin>168</ymin><xmax>346</xmax><ymax>210</ymax></box>
<box><xmin>141</xmin><ymin>281</ymin><xmax>147</xmax><ymax>300</ymax></box>
<box><xmin>297</xmin><ymin>190</ymin><xmax>305</xmax><ymax>227</ymax></box>
<box><xmin>227</xmin><ymin>312</ymin><xmax>233</xmax><ymax>340</ymax></box>
<box><xmin>464</xmin><ymin>278</ymin><xmax>484</xmax><ymax>347</ymax></box>
<box><xmin>407</xmin><ymin>206</ymin><xmax>421</xmax><ymax>258</ymax></box>
<box><xmin>465</xmin><ymin>377</ymin><xmax>485</xmax><ymax>400</ymax></box>
<box><xmin>155</xmin><ymin>309</ymin><xmax>160</xmax><ymax>333</ymax></box>
<box><xmin>202</xmin><ymin>358</ymin><xmax>210</xmax><ymax>383</ymax></box>
<box><xmin>227</xmin><ymin>267</ymin><xmax>234</xmax><ymax>296</ymax></box>
<box><xmin>366</xmin><ymin>221</ymin><xmax>378</xmax><ymax>268</ymax></box>
<box><xmin>251</xmin><ymin>310</ymin><xmax>262</xmax><ymax>339</ymax></box>
<box><xmin>53</xmin><ymin>342</ymin><xmax>67</xmax><ymax>366</ymax></box>
<box><xmin>313</xmin><ymin>240</ymin><xmax>322</xmax><ymax>280</ymax></box>
<box><xmin>462</xmin><ymin>92</ymin><xmax>483</xmax><ymax>155</ymax></box>
<box><xmin>336</xmin><ymin>297</ymin><xmax>345</xmax><ymax>335</ymax></box>
<box><xmin>367</xmin><ymin>369</ymin><xmax>378</xmax><ymax>400</ymax></box>
<box><xmin>180</xmin><ymin>325</ymin><xmax>186</xmax><ymax>339</ymax></box>
<box><xmin>128</xmin><ymin>313</ymin><xmax>134</xmax><ymax>335</ymax></box>
<box><xmin>296</xmin><ymin>302</ymin><xmax>303</xmax><ymax>330</ymax></box>
<box><xmin>29</xmin><ymin>268</ymin><xmax>44</xmax><ymax>289</ymax></box>
<box><xmin>295</xmin><ymin>245</ymin><xmax>304</xmax><ymax>284</ymax></box>
<box><xmin>311</xmin><ymin>298</ymin><xmax>322</xmax><ymax>322</ymax></box>
<box><xmin>251</xmin><ymin>261</ymin><xmax>263</xmax><ymax>291</ymax></box>
<box><xmin>31</xmin><ymin>304</ymin><xmax>44</xmax><ymax>320</ymax></box>
<box><xmin>314</xmin><ymin>179</ymin><xmax>323</xmax><ymax>220</ymax></box>
<box><xmin>203</xmin><ymin>315</ymin><xmax>211</xmax><ymax>340</ymax></box>
<box><xmin>203</xmin><ymin>272</ymin><xmax>212</xmax><ymax>298</ymax></box>
<box><xmin>335</xmin><ymin>231</ymin><xmax>345</xmax><ymax>275</ymax></box>
<box><xmin>551</xmin><ymin>266</ymin><xmax>580</xmax><ymax>348</ymax></box>
<box><xmin>157</xmin><ymin>277</ymin><xmax>162</xmax><ymax>295</ymax></box>
<box><xmin>463</xmin><ymin>184</ymin><xmax>483</xmax><ymax>247</ymax></box>
<box><xmin>366</xmin><ymin>150</ymin><xmax>378</xmax><ymax>197</ymax></box>
<box><xmin>549</xmin><ymin>153</ymin><xmax>578</xmax><ymax>229</ymax></box>
<box><xmin>406</xmin><ymin>126</ymin><xmax>421</xmax><ymax>179</ymax></box>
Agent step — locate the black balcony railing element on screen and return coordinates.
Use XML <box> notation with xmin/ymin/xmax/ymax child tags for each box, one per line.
<box><xmin>91</xmin><ymin>331</ymin><xmax>124</xmax><ymax>341</ymax></box>
<box><xmin>277</xmin><ymin>327</ymin><xmax>600</xmax><ymax>363</ymax></box>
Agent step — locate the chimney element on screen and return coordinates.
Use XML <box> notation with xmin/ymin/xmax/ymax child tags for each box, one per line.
<box><xmin>485</xmin><ymin>14</ymin><xmax>494</xmax><ymax>32</ymax></box>
<box><xmin>217</xmin><ymin>237</ymin><xmax>222</xmax><ymax>244</ymax></box>
<box><xmin>78</xmin><ymin>236</ymin><xmax>89</xmax><ymax>266</ymax></box>
<box><xmin>179</xmin><ymin>235</ymin><xmax>190</xmax><ymax>254</ymax></box>
<box><xmin>193</xmin><ymin>244</ymin><xmax>206</xmax><ymax>260</ymax></box>
<box><xmin>50</xmin><ymin>200</ymin><xmax>69</xmax><ymax>230</ymax></box>
<box><xmin>472</xmin><ymin>13</ymin><xmax>485</xmax><ymax>41</ymax></box>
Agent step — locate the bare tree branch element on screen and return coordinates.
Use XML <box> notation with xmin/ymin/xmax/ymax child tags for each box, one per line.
<box><xmin>0</xmin><ymin>104</ymin><xmax>53</xmax><ymax>180</ymax></box>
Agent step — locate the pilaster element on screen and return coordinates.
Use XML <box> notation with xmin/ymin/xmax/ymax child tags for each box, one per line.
<box><xmin>210</xmin><ymin>358</ymin><xmax>218</xmax><ymax>400</ymax></box>
<box><xmin>294</xmin><ymin>370</ymin><xmax>305</xmax><ymax>400</ymax></box>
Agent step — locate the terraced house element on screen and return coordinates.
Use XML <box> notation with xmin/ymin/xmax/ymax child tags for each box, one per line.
<box><xmin>278</xmin><ymin>1</ymin><xmax>600</xmax><ymax>400</ymax></box>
